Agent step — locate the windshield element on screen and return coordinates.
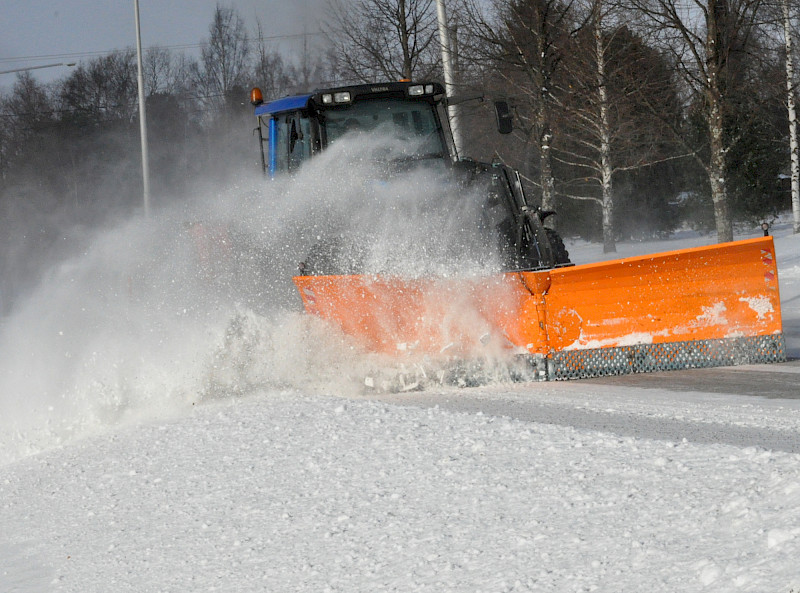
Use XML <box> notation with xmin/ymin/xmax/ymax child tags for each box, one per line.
<box><xmin>323</xmin><ymin>98</ymin><xmax>445</xmax><ymax>158</ymax></box>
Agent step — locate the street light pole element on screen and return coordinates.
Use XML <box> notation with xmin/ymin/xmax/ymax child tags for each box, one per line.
<box><xmin>435</xmin><ymin>0</ymin><xmax>462</xmax><ymax>158</ymax></box>
<box><xmin>134</xmin><ymin>0</ymin><xmax>151</xmax><ymax>217</ymax></box>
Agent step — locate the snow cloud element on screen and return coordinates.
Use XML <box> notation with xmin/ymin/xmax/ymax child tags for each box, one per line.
<box><xmin>0</xmin><ymin>137</ymin><xmax>509</xmax><ymax>464</ymax></box>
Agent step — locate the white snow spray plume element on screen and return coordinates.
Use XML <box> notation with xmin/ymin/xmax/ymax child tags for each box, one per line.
<box><xmin>0</xmin><ymin>134</ymin><xmax>520</xmax><ymax>464</ymax></box>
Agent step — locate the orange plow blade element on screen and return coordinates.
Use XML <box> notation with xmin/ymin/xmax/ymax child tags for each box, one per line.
<box><xmin>293</xmin><ymin>236</ymin><xmax>786</xmax><ymax>380</ymax></box>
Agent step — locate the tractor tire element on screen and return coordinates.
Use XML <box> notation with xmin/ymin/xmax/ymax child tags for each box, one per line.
<box><xmin>545</xmin><ymin>228</ymin><xmax>571</xmax><ymax>265</ymax></box>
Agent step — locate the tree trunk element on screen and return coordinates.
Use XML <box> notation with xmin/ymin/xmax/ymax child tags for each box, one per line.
<box><xmin>706</xmin><ymin>4</ymin><xmax>733</xmax><ymax>243</ymax></box>
<box><xmin>784</xmin><ymin>0</ymin><xmax>800</xmax><ymax>234</ymax></box>
<box><xmin>709</xmin><ymin>99</ymin><xmax>733</xmax><ymax>242</ymax></box>
<box><xmin>537</xmin><ymin>82</ymin><xmax>556</xmax><ymax>224</ymax></box>
<box><xmin>600</xmin><ymin>154</ymin><xmax>615</xmax><ymax>252</ymax></box>
<box><xmin>399</xmin><ymin>0</ymin><xmax>413</xmax><ymax>79</ymax></box>
<box><xmin>539</xmin><ymin>123</ymin><xmax>556</xmax><ymax>218</ymax></box>
<box><xmin>595</xmin><ymin>0</ymin><xmax>616</xmax><ymax>253</ymax></box>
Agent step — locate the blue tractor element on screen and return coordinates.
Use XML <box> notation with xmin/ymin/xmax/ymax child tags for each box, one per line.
<box><xmin>249</xmin><ymin>80</ymin><xmax>570</xmax><ymax>273</ymax></box>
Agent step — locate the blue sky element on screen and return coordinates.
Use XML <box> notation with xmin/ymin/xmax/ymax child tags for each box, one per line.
<box><xmin>1</xmin><ymin>0</ymin><xmax>322</xmax><ymax>86</ymax></box>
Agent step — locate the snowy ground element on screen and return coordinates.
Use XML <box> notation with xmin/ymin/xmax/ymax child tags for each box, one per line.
<box><xmin>3</xmin><ymin>391</ymin><xmax>800</xmax><ymax>593</ymax></box>
<box><xmin>2</xmin><ymin>209</ymin><xmax>800</xmax><ymax>592</ymax></box>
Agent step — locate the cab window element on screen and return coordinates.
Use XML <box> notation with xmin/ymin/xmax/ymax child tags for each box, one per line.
<box><xmin>271</xmin><ymin>112</ymin><xmax>313</xmax><ymax>173</ymax></box>
<box><xmin>324</xmin><ymin>98</ymin><xmax>445</xmax><ymax>158</ymax></box>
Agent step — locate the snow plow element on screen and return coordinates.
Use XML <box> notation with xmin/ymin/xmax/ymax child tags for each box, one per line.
<box><xmin>294</xmin><ymin>236</ymin><xmax>784</xmax><ymax>379</ymax></box>
<box><xmin>250</xmin><ymin>80</ymin><xmax>785</xmax><ymax>381</ymax></box>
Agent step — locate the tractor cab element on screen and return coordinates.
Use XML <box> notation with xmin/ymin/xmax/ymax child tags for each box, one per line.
<box><xmin>250</xmin><ymin>81</ymin><xmax>456</xmax><ymax>177</ymax></box>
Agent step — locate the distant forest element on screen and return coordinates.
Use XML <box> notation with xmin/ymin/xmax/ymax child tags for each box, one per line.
<box><xmin>1</xmin><ymin>1</ymin><xmax>799</xmax><ymax>312</ymax></box>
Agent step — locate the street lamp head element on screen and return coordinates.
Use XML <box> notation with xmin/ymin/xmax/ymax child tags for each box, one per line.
<box><xmin>0</xmin><ymin>62</ymin><xmax>77</xmax><ymax>76</ymax></box>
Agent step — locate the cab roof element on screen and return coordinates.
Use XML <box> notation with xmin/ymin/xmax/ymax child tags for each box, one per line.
<box><xmin>254</xmin><ymin>94</ymin><xmax>313</xmax><ymax>117</ymax></box>
<box><xmin>253</xmin><ymin>81</ymin><xmax>445</xmax><ymax>117</ymax></box>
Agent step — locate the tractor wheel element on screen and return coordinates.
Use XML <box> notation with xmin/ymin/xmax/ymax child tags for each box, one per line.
<box><xmin>545</xmin><ymin>228</ymin><xmax>571</xmax><ymax>265</ymax></box>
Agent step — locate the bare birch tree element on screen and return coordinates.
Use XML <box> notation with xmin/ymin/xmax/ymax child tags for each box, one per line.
<box><xmin>253</xmin><ymin>21</ymin><xmax>296</xmax><ymax>100</ymax></box>
<box><xmin>323</xmin><ymin>0</ymin><xmax>439</xmax><ymax>83</ymax></box>
<box><xmin>461</xmin><ymin>0</ymin><xmax>581</xmax><ymax>224</ymax></box>
<box><xmin>142</xmin><ymin>47</ymin><xmax>194</xmax><ymax>97</ymax></box>
<box><xmin>558</xmin><ymin>0</ymin><xmax>619</xmax><ymax>250</ymax></box>
<box><xmin>782</xmin><ymin>0</ymin><xmax>799</xmax><ymax>233</ymax></box>
<box><xmin>591</xmin><ymin>0</ymin><xmax>616</xmax><ymax>250</ymax></box>
<box><xmin>627</xmin><ymin>0</ymin><xmax>765</xmax><ymax>243</ymax></box>
<box><xmin>192</xmin><ymin>5</ymin><xmax>251</xmax><ymax>111</ymax></box>
<box><xmin>557</xmin><ymin>0</ymin><xmax>684</xmax><ymax>251</ymax></box>
<box><xmin>142</xmin><ymin>48</ymin><xmax>173</xmax><ymax>95</ymax></box>
<box><xmin>59</xmin><ymin>51</ymin><xmax>139</xmax><ymax>121</ymax></box>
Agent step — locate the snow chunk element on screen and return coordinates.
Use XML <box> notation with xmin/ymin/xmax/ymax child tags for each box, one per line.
<box><xmin>695</xmin><ymin>302</ymin><xmax>727</xmax><ymax>326</ymax></box>
<box><xmin>565</xmin><ymin>332</ymin><xmax>654</xmax><ymax>350</ymax></box>
<box><xmin>739</xmin><ymin>296</ymin><xmax>774</xmax><ymax>320</ymax></box>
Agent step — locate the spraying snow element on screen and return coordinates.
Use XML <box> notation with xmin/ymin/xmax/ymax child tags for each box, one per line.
<box><xmin>0</xmin><ymin>137</ymin><xmax>511</xmax><ymax>464</ymax></box>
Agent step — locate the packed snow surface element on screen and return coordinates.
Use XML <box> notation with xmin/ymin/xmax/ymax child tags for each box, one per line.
<box><xmin>2</xmin><ymin>393</ymin><xmax>800</xmax><ymax>592</ymax></box>
<box><xmin>2</xmin><ymin>166</ymin><xmax>800</xmax><ymax>592</ymax></box>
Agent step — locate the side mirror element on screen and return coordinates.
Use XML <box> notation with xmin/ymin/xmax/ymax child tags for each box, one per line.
<box><xmin>494</xmin><ymin>100</ymin><xmax>513</xmax><ymax>134</ymax></box>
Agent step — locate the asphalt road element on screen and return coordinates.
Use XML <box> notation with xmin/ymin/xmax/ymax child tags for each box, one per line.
<box><xmin>581</xmin><ymin>359</ymin><xmax>800</xmax><ymax>399</ymax></box>
<box><xmin>373</xmin><ymin>360</ymin><xmax>800</xmax><ymax>453</ymax></box>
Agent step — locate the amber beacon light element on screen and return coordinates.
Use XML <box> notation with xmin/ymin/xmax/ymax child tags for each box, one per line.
<box><xmin>250</xmin><ymin>87</ymin><xmax>264</xmax><ymax>106</ymax></box>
